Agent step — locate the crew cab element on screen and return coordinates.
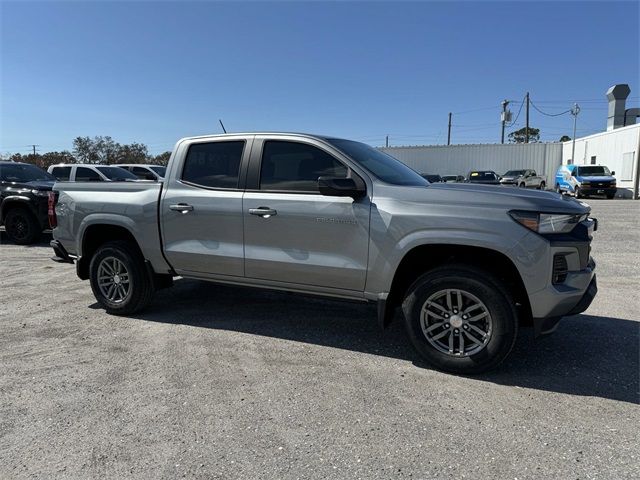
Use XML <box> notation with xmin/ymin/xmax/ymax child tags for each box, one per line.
<box><xmin>555</xmin><ymin>164</ymin><xmax>617</xmax><ymax>199</ymax></box>
<box><xmin>500</xmin><ymin>169</ymin><xmax>546</xmax><ymax>190</ymax></box>
<box><xmin>50</xmin><ymin>133</ymin><xmax>598</xmax><ymax>374</ymax></box>
<box><xmin>0</xmin><ymin>161</ymin><xmax>55</xmax><ymax>244</ymax></box>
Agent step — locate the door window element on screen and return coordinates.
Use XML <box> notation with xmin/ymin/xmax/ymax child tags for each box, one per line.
<box><xmin>52</xmin><ymin>166</ymin><xmax>71</xmax><ymax>180</ymax></box>
<box><xmin>259</xmin><ymin>141</ymin><xmax>348</xmax><ymax>192</ymax></box>
<box><xmin>75</xmin><ymin>167</ymin><xmax>102</xmax><ymax>182</ymax></box>
<box><xmin>132</xmin><ymin>166</ymin><xmax>152</xmax><ymax>179</ymax></box>
<box><xmin>182</xmin><ymin>141</ymin><xmax>244</xmax><ymax>189</ymax></box>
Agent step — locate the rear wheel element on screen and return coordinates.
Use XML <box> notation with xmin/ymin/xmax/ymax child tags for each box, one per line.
<box><xmin>89</xmin><ymin>240</ymin><xmax>155</xmax><ymax>314</ymax></box>
<box><xmin>4</xmin><ymin>208</ymin><xmax>40</xmax><ymax>244</ymax></box>
<box><xmin>402</xmin><ymin>265</ymin><xmax>518</xmax><ymax>374</ymax></box>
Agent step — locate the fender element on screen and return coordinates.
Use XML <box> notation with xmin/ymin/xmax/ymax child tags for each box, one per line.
<box><xmin>364</xmin><ymin>227</ymin><xmax>528</xmax><ymax>298</ymax></box>
<box><xmin>0</xmin><ymin>195</ymin><xmax>36</xmax><ymax>222</ymax></box>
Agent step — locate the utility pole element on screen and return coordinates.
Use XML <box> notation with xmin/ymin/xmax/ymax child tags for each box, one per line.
<box><xmin>500</xmin><ymin>100</ymin><xmax>510</xmax><ymax>144</ymax></box>
<box><xmin>30</xmin><ymin>144</ymin><xmax>39</xmax><ymax>155</ymax></box>
<box><xmin>447</xmin><ymin>112</ymin><xmax>452</xmax><ymax>145</ymax></box>
<box><xmin>525</xmin><ymin>92</ymin><xmax>530</xmax><ymax>143</ymax></box>
<box><xmin>570</xmin><ymin>103</ymin><xmax>581</xmax><ymax>164</ymax></box>
<box><xmin>385</xmin><ymin>135</ymin><xmax>389</xmax><ymax>148</ymax></box>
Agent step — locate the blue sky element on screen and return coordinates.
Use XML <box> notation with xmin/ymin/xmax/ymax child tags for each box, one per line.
<box><xmin>1</xmin><ymin>1</ymin><xmax>638</xmax><ymax>155</ymax></box>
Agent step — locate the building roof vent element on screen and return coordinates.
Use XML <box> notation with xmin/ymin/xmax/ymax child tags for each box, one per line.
<box><xmin>606</xmin><ymin>84</ymin><xmax>631</xmax><ymax>131</ymax></box>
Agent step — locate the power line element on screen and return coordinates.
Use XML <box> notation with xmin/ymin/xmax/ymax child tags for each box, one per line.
<box><xmin>530</xmin><ymin>99</ymin><xmax>572</xmax><ymax>117</ymax></box>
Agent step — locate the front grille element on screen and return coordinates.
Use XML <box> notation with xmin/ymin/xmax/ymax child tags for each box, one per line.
<box><xmin>552</xmin><ymin>254</ymin><xmax>568</xmax><ymax>284</ymax></box>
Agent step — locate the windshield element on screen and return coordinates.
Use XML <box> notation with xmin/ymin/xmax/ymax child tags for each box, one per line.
<box><xmin>469</xmin><ymin>171</ymin><xmax>498</xmax><ymax>181</ymax></box>
<box><xmin>95</xmin><ymin>166</ymin><xmax>138</xmax><ymax>181</ymax></box>
<box><xmin>504</xmin><ymin>170</ymin><xmax>525</xmax><ymax>176</ymax></box>
<box><xmin>577</xmin><ymin>166</ymin><xmax>611</xmax><ymax>177</ymax></box>
<box><xmin>0</xmin><ymin>163</ymin><xmax>55</xmax><ymax>182</ymax></box>
<box><xmin>150</xmin><ymin>166</ymin><xmax>166</xmax><ymax>177</ymax></box>
<box><xmin>326</xmin><ymin>139</ymin><xmax>428</xmax><ymax>186</ymax></box>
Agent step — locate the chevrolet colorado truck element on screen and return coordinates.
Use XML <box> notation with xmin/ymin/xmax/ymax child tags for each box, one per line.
<box><xmin>50</xmin><ymin>133</ymin><xmax>598</xmax><ymax>374</ymax></box>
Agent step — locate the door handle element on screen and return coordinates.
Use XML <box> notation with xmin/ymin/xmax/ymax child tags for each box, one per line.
<box><xmin>169</xmin><ymin>203</ymin><xmax>194</xmax><ymax>214</ymax></box>
<box><xmin>249</xmin><ymin>207</ymin><xmax>277</xmax><ymax>218</ymax></box>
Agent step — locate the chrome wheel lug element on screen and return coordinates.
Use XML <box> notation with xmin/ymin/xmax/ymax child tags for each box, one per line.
<box><xmin>444</xmin><ymin>323</ymin><xmax>450</xmax><ymax>328</ymax></box>
<box><xmin>444</xmin><ymin>313</ymin><xmax>450</xmax><ymax>318</ymax></box>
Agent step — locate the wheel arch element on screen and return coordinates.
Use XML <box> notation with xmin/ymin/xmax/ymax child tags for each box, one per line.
<box><xmin>381</xmin><ymin>244</ymin><xmax>531</xmax><ymax>329</ymax></box>
<box><xmin>78</xmin><ymin>223</ymin><xmax>143</xmax><ymax>280</ymax></box>
<box><xmin>0</xmin><ymin>196</ymin><xmax>36</xmax><ymax>223</ymax></box>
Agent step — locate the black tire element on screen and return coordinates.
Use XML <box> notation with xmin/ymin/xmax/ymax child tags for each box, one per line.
<box><xmin>4</xmin><ymin>208</ymin><xmax>40</xmax><ymax>244</ymax></box>
<box><xmin>89</xmin><ymin>240</ymin><xmax>154</xmax><ymax>315</ymax></box>
<box><xmin>555</xmin><ymin>184</ymin><xmax>563</xmax><ymax>194</ymax></box>
<box><xmin>518</xmin><ymin>182</ymin><xmax>526</xmax><ymax>188</ymax></box>
<box><xmin>538</xmin><ymin>182</ymin><xmax>546</xmax><ymax>190</ymax></box>
<box><xmin>606</xmin><ymin>193</ymin><xmax>615</xmax><ymax>199</ymax></box>
<box><xmin>575</xmin><ymin>187</ymin><xmax>583</xmax><ymax>198</ymax></box>
<box><xmin>401</xmin><ymin>265</ymin><xmax>518</xmax><ymax>374</ymax></box>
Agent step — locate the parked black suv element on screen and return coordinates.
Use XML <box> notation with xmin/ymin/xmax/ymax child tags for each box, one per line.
<box><xmin>0</xmin><ymin>162</ymin><xmax>55</xmax><ymax>244</ymax></box>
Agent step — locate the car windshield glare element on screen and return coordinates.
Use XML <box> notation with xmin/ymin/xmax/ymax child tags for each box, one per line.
<box><xmin>325</xmin><ymin>139</ymin><xmax>428</xmax><ymax>186</ymax></box>
<box><xmin>0</xmin><ymin>163</ymin><xmax>55</xmax><ymax>182</ymax></box>
<box><xmin>578</xmin><ymin>166</ymin><xmax>611</xmax><ymax>177</ymax></box>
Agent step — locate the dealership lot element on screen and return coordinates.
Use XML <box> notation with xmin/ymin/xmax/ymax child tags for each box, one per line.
<box><xmin>0</xmin><ymin>200</ymin><xmax>638</xmax><ymax>479</ymax></box>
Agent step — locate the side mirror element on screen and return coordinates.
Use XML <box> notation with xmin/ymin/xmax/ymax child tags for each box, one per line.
<box><xmin>571</xmin><ymin>170</ymin><xmax>577</xmax><ymax>177</ymax></box>
<box><xmin>318</xmin><ymin>176</ymin><xmax>365</xmax><ymax>199</ymax></box>
<box><xmin>611</xmin><ymin>171</ymin><xmax>615</xmax><ymax>176</ymax></box>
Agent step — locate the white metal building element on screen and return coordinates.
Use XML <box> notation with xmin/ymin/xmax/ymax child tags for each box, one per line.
<box><xmin>562</xmin><ymin>123</ymin><xmax>639</xmax><ymax>198</ymax></box>
<box><xmin>380</xmin><ymin>142</ymin><xmax>562</xmax><ymax>187</ymax></box>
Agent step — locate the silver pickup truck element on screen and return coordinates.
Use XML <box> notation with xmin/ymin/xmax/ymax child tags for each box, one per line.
<box><xmin>500</xmin><ymin>169</ymin><xmax>547</xmax><ymax>189</ymax></box>
<box><xmin>50</xmin><ymin>133</ymin><xmax>598</xmax><ymax>374</ymax></box>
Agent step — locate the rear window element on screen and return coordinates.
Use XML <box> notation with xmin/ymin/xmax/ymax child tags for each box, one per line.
<box><xmin>182</xmin><ymin>141</ymin><xmax>245</xmax><ymax>189</ymax></box>
<box><xmin>150</xmin><ymin>166</ymin><xmax>166</xmax><ymax>177</ymax></box>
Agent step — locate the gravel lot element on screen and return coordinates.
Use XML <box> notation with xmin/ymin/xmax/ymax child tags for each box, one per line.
<box><xmin>1</xmin><ymin>199</ymin><xmax>638</xmax><ymax>479</ymax></box>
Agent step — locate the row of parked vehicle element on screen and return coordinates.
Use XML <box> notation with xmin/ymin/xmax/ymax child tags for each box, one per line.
<box><xmin>0</xmin><ymin>162</ymin><xmax>165</xmax><ymax>244</ymax></box>
<box><xmin>421</xmin><ymin>165</ymin><xmax>618</xmax><ymax>198</ymax></box>
<box><xmin>421</xmin><ymin>169</ymin><xmax>546</xmax><ymax>188</ymax></box>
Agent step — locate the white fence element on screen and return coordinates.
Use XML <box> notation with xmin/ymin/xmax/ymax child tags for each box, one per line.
<box><xmin>380</xmin><ymin>143</ymin><xmax>563</xmax><ymax>185</ymax></box>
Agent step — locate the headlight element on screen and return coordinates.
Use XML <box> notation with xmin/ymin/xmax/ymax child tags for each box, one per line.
<box><xmin>580</xmin><ymin>181</ymin><xmax>591</xmax><ymax>186</ymax></box>
<box><xmin>31</xmin><ymin>189</ymin><xmax>50</xmax><ymax>197</ymax></box>
<box><xmin>509</xmin><ymin>211</ymin><xmax>588</xmax><ymax>234</ymax></box>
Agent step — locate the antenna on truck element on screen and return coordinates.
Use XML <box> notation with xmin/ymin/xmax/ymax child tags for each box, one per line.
<box><xmin>219</xmin><ymin>119</ymin><xmax>227</xmax><ymax>133</ymax></box>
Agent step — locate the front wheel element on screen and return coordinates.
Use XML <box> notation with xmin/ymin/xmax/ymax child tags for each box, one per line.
<box><xmin>89</xmin><ymin>240</ymin><xmax>155</xmax><ymax>315</ymax></box>
<box><xmin>538</xmin><ymin>182</ymin><xmax>546</xmax><ymax>190</ymax></box>
<box><xmin>575</xmin><ymin>187</ymin><xmax>583</xmax><ymax>198</ymax></box>
<box><xmin>518</xmin><ymin>182</ymin><xmax>526</xmax><ymax>188</ymax></box>
<box><xmin>402</xmin><ymin>265</ymin><xmax>518</xmax><ymax>374</ymax></box>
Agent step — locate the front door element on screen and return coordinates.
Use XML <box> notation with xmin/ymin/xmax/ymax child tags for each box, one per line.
<box><xmin>243</xmin><ymin>139</ymin><xmax>371</xmax><ymax>292</ymax></box>
<box><xmin>161</xmin><ymin>137</ymin><xmax>251</xmax><ymax>277</ymax></box>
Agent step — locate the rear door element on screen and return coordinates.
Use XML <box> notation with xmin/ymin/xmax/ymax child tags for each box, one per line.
<box><xmin>161</xmin><ymin>136</ymin><xmax>252</xmax><ymax>277</ymax></box>
<box><xmin>243</xmin><ymin>136</ymin><xmax>371</xmax><ymax>292</ymax></box>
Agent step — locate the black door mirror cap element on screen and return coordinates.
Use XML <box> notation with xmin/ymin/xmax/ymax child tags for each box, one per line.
<box><xmin>318</xmin><ymin>176</ymin><xmax>366</xmax><ymax>199</ymax></box>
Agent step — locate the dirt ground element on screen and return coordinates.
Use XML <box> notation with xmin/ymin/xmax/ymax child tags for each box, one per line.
<box><xmin>1</xmin><ymin>199</ymin><xmax>638</xmax><ymax>479</ymax></box>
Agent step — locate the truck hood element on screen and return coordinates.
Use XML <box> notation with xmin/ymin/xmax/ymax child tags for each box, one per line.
<box><xmin>5</xmin><ymin>180</ymin><xmax>55</xmax><ymax>191</ymax></box>
<box><xmin>376</xmin><ymin>182</ymin><xmax>590</xmax><ymax>215</ymax></box>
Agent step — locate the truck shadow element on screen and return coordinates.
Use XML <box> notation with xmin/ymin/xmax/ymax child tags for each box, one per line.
<box><xmin>126</xmin><ymin>278</ymin><xmax>638</xmax><ymax>404</ymax></box>
<box><xmin>0</xmin><ymin>229</ymin><xmax>52</xmax><ymax>247</ymax></box>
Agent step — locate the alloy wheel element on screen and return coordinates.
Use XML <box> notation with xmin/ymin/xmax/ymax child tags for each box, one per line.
<box><xmin>97</xmin><ymin>256</ymin><xmax>131</xmax><ymax>303</ymax></box>
<box><xmin>420</xmin><ymin>289</ymin><xmax>493</xmax><ymax>357</ymax></box>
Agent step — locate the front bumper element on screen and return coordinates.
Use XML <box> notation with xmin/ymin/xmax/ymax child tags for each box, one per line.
<box><xmin>580</xmin><ymin>187</ymin><xmax>616</xmax><ymax>196</ymax></box>
<box><xmin>533</xmin><ymin>275</ymin><xmax>597</xmax><ymax>336</ymax></box>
